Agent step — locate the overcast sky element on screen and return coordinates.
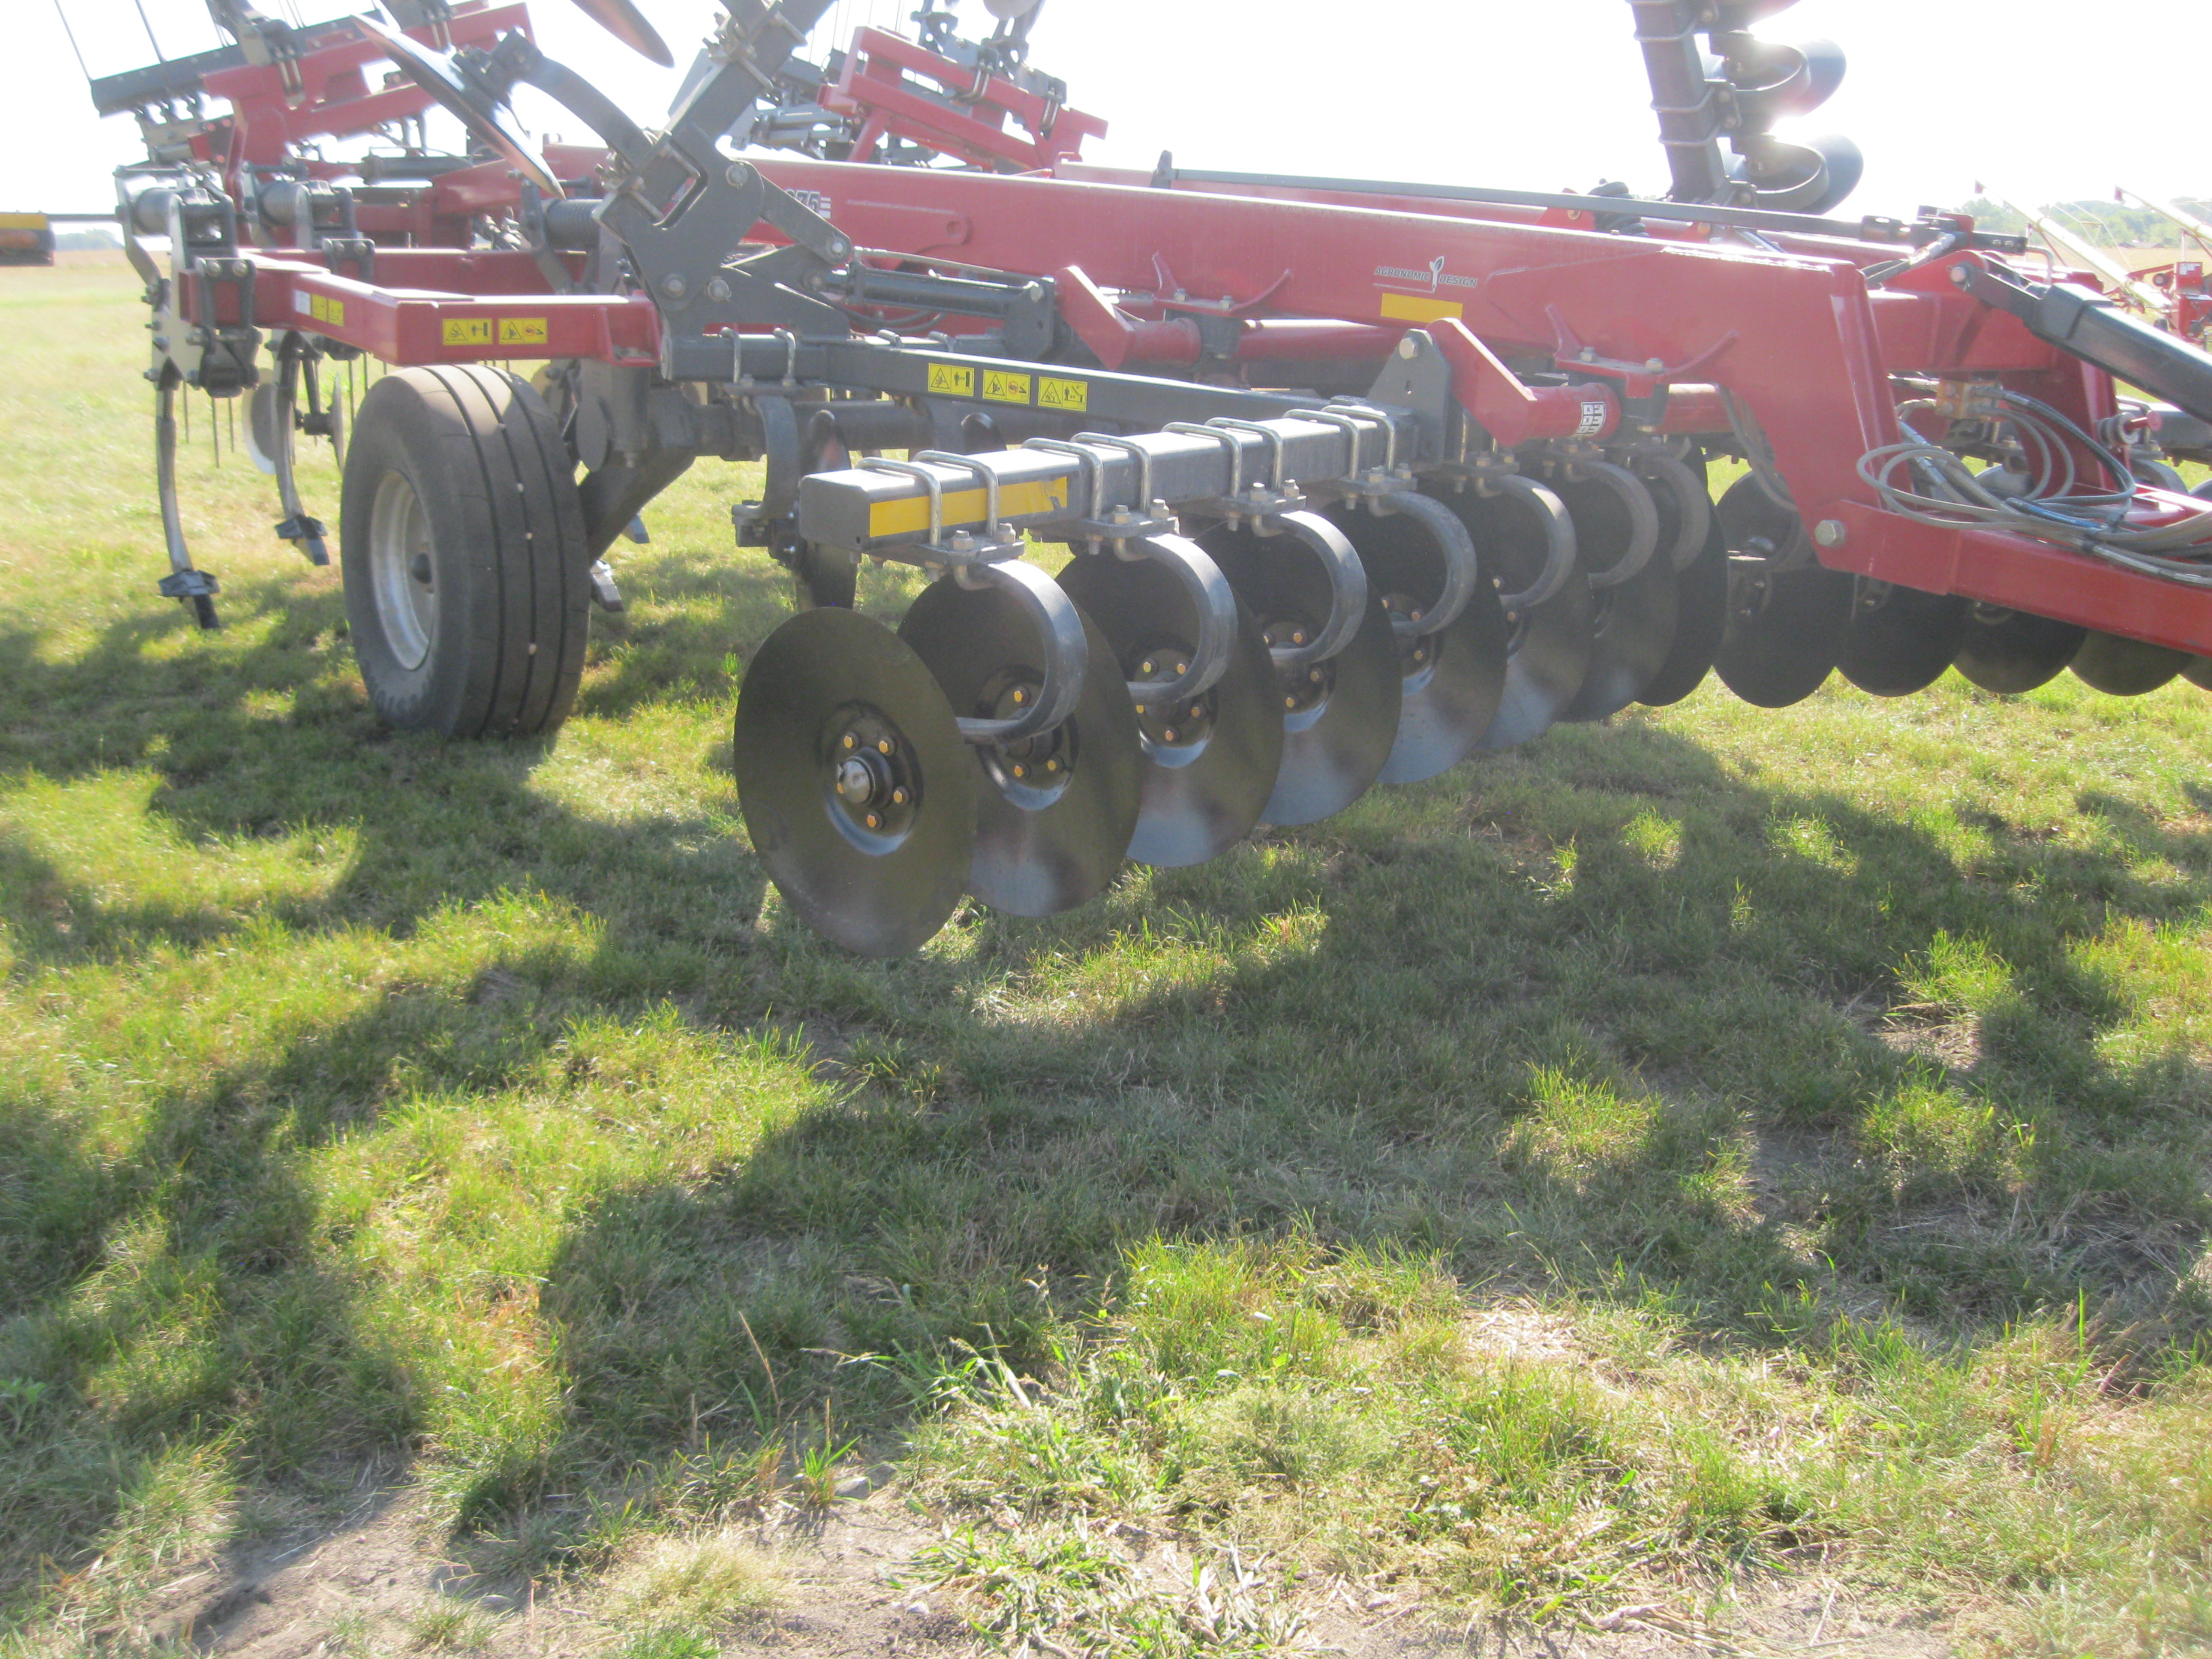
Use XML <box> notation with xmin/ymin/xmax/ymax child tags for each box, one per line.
<box><xmin>5</xmin><ymin>0</ymin><xmax>2205</xmax><ymax>224</ymax></box>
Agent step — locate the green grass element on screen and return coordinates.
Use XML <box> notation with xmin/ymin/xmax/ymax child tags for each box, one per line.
<box><xmin>3</xmin><ymin>261</ymin><xmax>2212</xmax><ymax>1656</ymax></box>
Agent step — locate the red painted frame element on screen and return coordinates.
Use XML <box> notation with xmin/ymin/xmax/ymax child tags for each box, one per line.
<box><xmin>161</xmin><ymin>12</ymin><xmax>2212</xmax><ymax>657</ymax></box>
<box><xmin>823</xmin><ymin>27</ymin><xmax>1105</xmax><ymax>173</ymax></box>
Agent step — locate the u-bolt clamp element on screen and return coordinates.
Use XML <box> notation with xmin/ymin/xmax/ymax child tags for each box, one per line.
<box><xmin>1026</xmin><ymin>434</ymin><xmax>1179</xmax><ymax>549</ymax></box>
<box><xmin>1289</xmin><ymin>405</ymin><xmax>1414</xmax><ymax>504</ymax></box>
<box><xmin>855</xmin><ymin>455</ymin><xmax>1082</xmax><ymax>746</ymax></box>
<box><xmin>1166</xmin><ymin>418</ymin><xmax>1305</xmax><ymax>527</ymax></box>
<box><xmin>859</xmin><ymin>451</ymin><xmax>1026</xmax><ymax>568</ymax></box>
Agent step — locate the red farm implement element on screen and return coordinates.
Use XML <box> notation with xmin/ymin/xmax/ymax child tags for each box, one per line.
<box><xmin>84</xmin><ymin>0</ymin><xmax>2212</xmax><ymax>953</ymax></box>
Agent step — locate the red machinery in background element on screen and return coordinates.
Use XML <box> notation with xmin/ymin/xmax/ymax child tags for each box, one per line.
<box><xmin>89</xmin><ymin>0</ymin><xmax>2212</xmax><ymax>954</ymax></box>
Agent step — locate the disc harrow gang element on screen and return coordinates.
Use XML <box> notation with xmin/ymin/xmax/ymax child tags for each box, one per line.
<box><xmin>80</xmin><ymin>0</ymin><xmax>2212</xmax><ymax>954</ymax></box>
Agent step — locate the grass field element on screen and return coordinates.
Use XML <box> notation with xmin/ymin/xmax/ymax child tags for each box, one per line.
<box><xmin>3</xmin><ymin>260</ymin><xmax>2211</xmax><ymax>1658</ymax></box>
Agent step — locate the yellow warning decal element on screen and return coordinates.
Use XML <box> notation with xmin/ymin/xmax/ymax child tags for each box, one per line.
<box><xmin>1038</xmin><ymin>375</ymin><xmax>1088</xmax><ymax>413</ymax></box>
<box><xmin>498</xmin><ymin>316</ymin><xmax>548</xmax><ymax>347</ymax></box>
<box><xmin>1378</xmin><ymin>292</ymin><xmax>1463</xmax><ymax>324</ymax></box>
<box><xmin>867</xmin><ymin>478</ymin><xmax>1071</xmax><ymax>540</ymax></box>
<box><xmin>443</xmin><ymin>317</ymin><xmax>494</xmax><ymax>346</ymax></box>
<box><xmin>927</xmin><ymin>362</ymin><xmax>974</xmax><ymax>396</ymax></box>
<box><xmin>0</xmin><ymin>211</ymin><xmax>48</xmax><ymax>230</ymax></box>
<box><xmin>308</xmin><ymin>293</ymin><xmax>347</xmax><ymax>327</ymax></box>
<box><xmin>983</xmin><ymin>369</ymin><xmax>1032</xmax><ymax>405</ymax></box>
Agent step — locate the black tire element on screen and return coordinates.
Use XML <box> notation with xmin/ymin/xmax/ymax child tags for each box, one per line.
<box><xmin>339</xmin><ymin>365</ymin><xmax>589</xmax><ymax>737</ymax></box>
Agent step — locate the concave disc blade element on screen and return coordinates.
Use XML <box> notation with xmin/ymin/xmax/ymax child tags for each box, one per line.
<box><xmin>1203</xmin><ymin>520</ymin><xmax>1401</xmax><ymax>826</ymax></box>
<box><xmin>2185</xmin><ymin>657</ymin><xmax>2212</xmax><ymax>691</ymax></box>
<box><xmin>1553</xmin><ymin>468</ymin><xmax>1677</xmax><ymax>722</ymax></box>
<box><xmin>1837</xmin><ymin>581</ymin><xmax>1966</xmax><ymax>697</ymax></box>
<box><xmin>1639</xmin><ymin>513</ymin><xmax>1727</xmax><ymax>707</ymax></box>
<box><xmin>2070</xmin><ymin>630</ymin><xmax>2190</xmax><ymax>696</ymax></box>
<box><xmin>1712</xmin><ymin>474</ymin><xmax>1848</xmax><ymax>708</ymax></box>
<box><xmin>1425</xmin><ymin>485</ymin><xmax>1592</xmax><ymax>750</ymax></box>
<box><xmin>353</xmin><ymin>13</ymin><xmax>562</xmax><ymax>196</ymax></box>
<box><xmin>244</xmin><ymin>381</ymin><xmax>281</xmax><ymax>476</ymax></box>
<box><xmin>1715</xmin><ymin>560</ymin><xmax>1852</xmax><ymax>707</ymax></box>
<box><xmin>566</xmin><ymin>0</ymin><xmax>674</xmax><ymax>65</ymax></box>
<box><xmin>899</xmin><ymin>577</ymin><xmax>1141</xmax><ymax>917</ymax></box>
<box><xmin>1056</xmin><ymin>552</ymin><xmax>1282</xmax><ymax>868</ymax></box>
<box><xmin>1953</xmin><ymin>607</ymin><xmax>2085</xmax><ymax>694</ymax></box>
<box><xmin>1323</xmin><ymin>503</ymin><xmax>1507</xmax><ymax>786</ymax></box>
<box><xmin>735</xmin><ymin>609</ymin><xmax>975</xmax><ymax>956</ymax></box>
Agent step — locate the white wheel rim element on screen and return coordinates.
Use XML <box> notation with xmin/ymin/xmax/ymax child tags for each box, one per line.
<box><xmin>369</xmin><ymin>470</ymin><xmax>437</xmax><ymax>672</ymax></box>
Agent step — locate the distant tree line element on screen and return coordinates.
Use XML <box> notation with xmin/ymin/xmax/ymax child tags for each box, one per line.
<box><xmin>1960</xmin><ymin>196</ymin><xmax>2212</xmax><ymax>249</ymax></box>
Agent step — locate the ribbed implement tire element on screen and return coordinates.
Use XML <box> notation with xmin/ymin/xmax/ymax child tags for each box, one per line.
<box><xmin>340</xmin><ymin>365</ymin><xmax>589</xmax><ymax>738</ymax></box>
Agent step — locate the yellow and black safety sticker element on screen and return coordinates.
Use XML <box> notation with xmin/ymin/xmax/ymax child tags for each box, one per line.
<box><xmin>306</xmin><ymin>292</ymin><xmax>346</xmax><ymax>326</ymax></box>
<box><xmin>927</xmin><ymin>362</ymin><xmax>975</xmax><ymax>396</ymax></box>
<box><xmin>866</xmin><ymin>477</ymin><xmax>1072</xmax><ymax>541</ymax></box>
<box><xmin>983</xmin><ymin>369</ymin><xmax>1031</xmax><ymax>405</ymax></box>
<box><xmin>1038</xmin><ymin>375</ymin><xmax>1088</xmax><ymax>413</ymax></box>
<box><xmin>445</xmin><ymin>316</ymin><xmax>549</xmax><ymax>348</ymax></box>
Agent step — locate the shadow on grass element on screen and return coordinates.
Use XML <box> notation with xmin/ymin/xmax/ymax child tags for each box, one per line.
<box><xmin>2</xmin><ymin>566</ymin><xmax>2209</xmax><ymax>1609</ymax></box>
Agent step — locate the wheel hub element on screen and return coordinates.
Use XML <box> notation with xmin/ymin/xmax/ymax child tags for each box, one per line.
<box><xmin>1129</xmin><ymin>644</ymin><xmax>1216</xmax><ymax>758</ymax></box>
<box><xmin>367</xmin><ymin>470</ymin><xmax>439</xmax><ymax>672</ymax></box>
<box><xmin>977</xmin><ymin>670</ymin><xmax>1076</xmax><ymax>807</ymax></box>
<box><xmin>1262</xmin><ymin>617</ymin><xmax>1336</xmax><ymax>727</ymax></box>
<box><xmin>823</xmin><ymin>705</ymin><xmax>922</xmax><ymax>847</ymax></box>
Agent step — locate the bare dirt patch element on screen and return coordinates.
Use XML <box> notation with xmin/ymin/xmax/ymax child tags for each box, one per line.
<box><xmin>137</xmin><ymin>1485</ymin><xmax>959</xmax><ymax>1659</ymax></box>
<box><xmin>123</xmin><ymin>1476</ymin><xmax>1959</xmax><ymax>1659</ymax></box>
